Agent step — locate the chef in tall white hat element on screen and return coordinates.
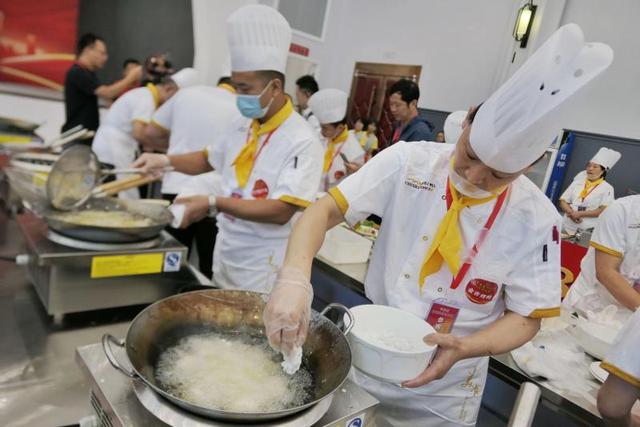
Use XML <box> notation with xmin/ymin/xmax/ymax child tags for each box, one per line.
<box><xmin>132</xmin><ymin>5</ymin><xmax>322</xmax><ymax>292</ymax></box>
<box><xmin>263</xmin><ymin>23</ymin><xmax>613</xmax><ymax>426</ymax></box>
<box><xmin>443</xmin><ymin>110</ymin><xmax>467</xmax><ymax>144</ymax></box>
<box><xmin>559</xmin><ymin>147</ymin><xmax>620</xmax><ymax>234</ymax></box>
<box><xmin>309</xmin><ymin>88</ymin><xmax>365</xmax><ymax>192</ymax></box>
<box><xmin>92</xmin><ymin>67</ymin><xmax>198</xmax><ymax>199</ymax></box>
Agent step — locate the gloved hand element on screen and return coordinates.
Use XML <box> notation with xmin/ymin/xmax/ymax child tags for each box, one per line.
<box><xmin>263</xmin><ymin>267</ymin><xmax>314</xmax><ymax>356</ymax></box>
<box><xmin>131</xmin><ymin>153</ymin><xmax>170</xmax><ymax>177</ymax></box>
<box><xmin>169</xmin><ymin>195</ymin><xmax>210</xmax><ymax>228</ymax></box>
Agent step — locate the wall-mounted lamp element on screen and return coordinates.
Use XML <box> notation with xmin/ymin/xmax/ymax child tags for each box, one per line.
<box><xmin>513</xmin><ymin>1</ymin><xmax>537</xmax><ymax>48</ymax></box>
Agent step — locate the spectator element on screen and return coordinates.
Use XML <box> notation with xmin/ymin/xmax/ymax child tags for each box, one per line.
<box><xmin>295</xmin><ymin>74</ymin><xmax>320</xmax><ymax>134</ymax></box>
<box><xmin>388</xmin><ymin>79</ymin><xmax>433</xmax><ymax>144</ymax></box>
<box><xmin>117</xmin><ymin>58</ymin><xmax>141</xmax><ymax>98</ymax></box>
<box><xmin>435</xmin><ymin>130</ymin><xmax>445</xmax><ymax>142</ymax></box>
<box><xmin>142</xmin><ymin>53</ymin><xmax>174</xmax><ymax>85</ymax></box>
<box><xmin>62</xmin><ymin>33</ymin><xmax>142</xmax><ymax>135</ymax></box>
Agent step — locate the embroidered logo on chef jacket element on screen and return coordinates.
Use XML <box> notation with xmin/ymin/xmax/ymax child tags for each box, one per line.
<box><xmin>404</xmin><ymin>176</ymin><xmax>437</xmax><ymax>191</ymax></box>
<box><xmin>629</xmin><ymin>223</ymin><xmax>640</xmax><ymax>229</ymax></box>
<box><xmin>465</xmin><ymin>278</ymin><xmax>499</xmax><ymax>304</ymax></box>
<box><xmin>334</xmin><ymin>170</ymin><xmax>345</xmax><ymax>180</ymax></box>
<box><xmin>251</xmin><ymin>179</ymin><xmax>269</xmax><ymax>199</ymax></box>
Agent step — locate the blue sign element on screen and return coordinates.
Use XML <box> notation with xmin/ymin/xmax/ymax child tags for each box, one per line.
<box><xmin>545</xmin><ymin>132</ymin><xmax>575</xmax><ymax>204</ymax></box>
<box><xmin>347</xmin><ymin>418</ymin><xmax>363</xmax><ymax>427</ymax></box>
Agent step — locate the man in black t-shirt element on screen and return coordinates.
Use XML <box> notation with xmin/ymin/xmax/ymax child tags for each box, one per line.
<box><xmin>62</xmin><ymin>33</ymin><xmax>142</xmax><ymax>135</ymax></box>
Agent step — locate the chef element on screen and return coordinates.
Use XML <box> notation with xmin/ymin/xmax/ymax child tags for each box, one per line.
<box><xmin>92</xmin><ymin>68</ymin><xmax>199</xmax><ymax>199</ymax></box>
<box><xmin>563</xmin><ymin>195</ymin><xmax>640</xmax><ymax>322</ymax></box>
<box><xmin>132</xmin><ymin>5</ymin><xmax>323</xmax><ymax>292</ymax></box>
<box><xmin>141</xmin><ymin>76</ymin><xmax>240</xmax><ymax>278</ymax></box>
<box><xmin>597</xmin><ymin>308</ymin><xmax>640</xmax><ymax>426</ymax></box>
<box><xmin>308</xmin><ymin>88</ymin><xmax>365</xmax><ymax>192</ymax></box>
<box><xmin>263</xmin><ymin>24</ymin><xmax>612</xmax><ymax>426</ymax></box>
<box><xmin>443</xmin><ymin>110</ymin><xmax>468</xmax><ymax>144</ymax></box>
<box><xmin>559</xmin><ymin>147</ymin><xmax>620</xmax><ymax>235</ymax></box>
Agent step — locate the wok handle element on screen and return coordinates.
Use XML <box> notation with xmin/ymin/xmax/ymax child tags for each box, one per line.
<box><xmin>102</xmin><ymin>334</ymin><xmax>136</xmax><ymax>378</ymax></box>
<box><xmin>320</xmin><ymin>303</ymin><xmax>355</xmax><ymax>335</ymax></box>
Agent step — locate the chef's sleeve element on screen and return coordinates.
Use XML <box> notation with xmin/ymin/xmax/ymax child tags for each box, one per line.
<box><xmin>503</xmin><ymin>216</ymin><xmax>562</xmax><ymax>318</ymax></box>
<box><xmin>601</xmin><ymin>308</ymin><xmax>640</xmax><ymax>387</ymax></box>
<box><xmin>150</xmin><ymin>97</ymin><xmax>175</xmax><ymax>131</ymax></box>
<box><xmin>131</xmin><ymin>93</ymin><xmax>156</xmax><ymax>124</ymax></box>
<box><xmin>559</xmin><ymin>181</ymin><xmax>577</xmax><ymax>203</ymax></box>
<box><xmin>599</xmin><ymin>185</ymin><xmax>615</xmax><ymax>207</ymax></box>
<box><xmin>328</xmin><ymin>142</ymin><xmax>404</xmax><ymax>225</ymax></box>
<box><xmin>590</xmin><ymin>199</ymin><xmax>626</xmax><ymax>257</ymax></box>
<box><xmin>272</xmin><ymin>138</ymin><xmax>323</xmax><ymax>208</ymax></box>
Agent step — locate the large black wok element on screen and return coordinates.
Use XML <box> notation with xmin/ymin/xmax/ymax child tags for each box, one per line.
<box><xmin>102</xmin><ymin>290</ymin><xmax>353</xmax><ymax>423</ymax></box>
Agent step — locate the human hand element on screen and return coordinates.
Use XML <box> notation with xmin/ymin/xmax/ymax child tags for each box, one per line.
<box><xmin>171</xmin><ymin>195</ymin><xmax>209</xmax><ymax>228</ymax></box>
<box><xmin>263</xmin><ymin>267</ymin><xmax>313</xmax><ymax>355</ymax></box>
<box><xmin>131</xmin><ymin>153</ymin><xmax>170</xmax><ymax>177</ymax></box>
<box><xmin>568</xmin><ymin>211</ymin><xmax>583</xmax><ymax>223</ymax></box>
<box><xmin>401</xmin><ymin>333</ymin><xmax>467</xmax><ymax>388</ymax></box>
<box><xmin>126</xmin><ymin>65</ymin><xmax>143</xmax><ymax>83</ymax></box>
<box><xmin>344</xmin><ymin>161</ymin><xmax>362</xmax><ymax>175</ymax></box>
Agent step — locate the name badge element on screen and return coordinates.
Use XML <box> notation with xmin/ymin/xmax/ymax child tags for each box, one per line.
<box><xmin>425</xmin><ymin>298</ymin><xmax>460</xmax><ymax>334</ymax></box>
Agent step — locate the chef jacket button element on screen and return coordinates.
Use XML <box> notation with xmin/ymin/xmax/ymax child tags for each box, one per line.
<box><xmin>441</xmin><ymin>195</ymin><xmax>446</xmax><ymax>200</ymax></box>
<box><xmin>437</xmin><ymin>287</ymin><xmax>443</xmax><ymax>292</ymax></box>
<box><xmin>404</xmin><ymin>273</ymin><xmax>410</xmax><ymax>279</ymax></box>
<box><xmin>422</xmin><ymin>235</ymin><xmax>429</xmax><ymax>241</ymax></box>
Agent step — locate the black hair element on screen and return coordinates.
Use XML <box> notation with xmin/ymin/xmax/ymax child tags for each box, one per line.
<box><xmin>217</xmin><ymin>76</ymin><xmax>233</xmax><ymax>86</ymax></box>
<box><xmin>330</xmin><ymin>117</ymin><xmax>348</xmax><ymax>126</ymax></box>
<box><xmin>295</xmin><ymin>74</ymin><xmax>319</xmax><ymax>96</ymax></box>
<box><xmin>76</xmin><ymin>33</ymin><xmax>104</xmax><ymax>56</ymax></box>
<box><xmin>257</xmin><ymin>70</ymin><xmax>285</xmax><ymax>88</ymax></box>
<box><xmin>122</xmin><ymin>58</ymin><xmax>140</xmax><ymax>68</ymax></box>
<box><xmin>388</xmin><ymin>79</ymin><xmax>419</xmax><ymax>104</ymax></box>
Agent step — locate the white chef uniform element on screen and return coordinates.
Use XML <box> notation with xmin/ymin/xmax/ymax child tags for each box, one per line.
<box><xmin>329</xmin><ymin>141</ymin><xmax>561</xmax><ymax>426</ymax></box>
<box><xmin>328</xmin><ymin>23</ymin><xmax>612</xmax><ymax>426</ymax></box>
<box><xmin>308</xmin><ymin>88</ymin><xmax>365</xmax><ymax>191</ymax></box>
<box><xmin>601</xmin><ymin>307</ymin><xmax>640</xmax><ymax>388</ymax></box>
<box><xmin>204</xmin><ymin>5</ymin><xmax>323</xmax><ymax>292</ymax></box>
<box><xmin>443</xmin><ymin>110</ymin><xmax>467</xmax><ymax>144</ymax></box>
<box><xmin>563</xmin><ymin>195</ymin><xmax>640</xmax><ymax>322</ymax></box>
<box><xmin>206</xmin><ymin>112</ymin><xmax>322</xmax><ymax>292</ymax></box>
<box><xmin>151</xmin><ymin>84</ymin><xmax>240</xmax><ymax>195</ymax></box>
<box><xmin>560</xmin><ymin>147</ymin><xmax>620</xmax><ymax>233</ymax></box>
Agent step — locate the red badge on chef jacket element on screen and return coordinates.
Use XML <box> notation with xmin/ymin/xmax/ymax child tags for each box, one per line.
<box><xmin>334</xmin><ymin>170</ymin><xmax>345</xmax><ymax>180</ymax></box>
<box><xmin>251</xmin><ymin>179</ymin><xmax>269</xmax><ymax>199</ymax></box>
<box><xmin>465</xmin><ymin>278</ymin><xmax>499</xmax><ymax>304</ymax></box>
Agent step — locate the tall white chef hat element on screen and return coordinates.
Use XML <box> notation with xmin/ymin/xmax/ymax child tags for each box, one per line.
<box><xmin>308</xmin><ymin>89</ymin><xmax>348</xmax><ymax>124</ymax></box>
<box><xmin>443</xmin><ymin>110</ymin><xmax>467</xmax><ymax>144</ymax></box>
<box><xmin>226</xmin><ymin>5</ymin><xmax>292</xmax><ymax>74</ymax></box>
<box><xmin>170</xmin><ymin>68</ymin><xmax>199</xmax><ymax>89</ymax></box>
<box><xmin>470</xmin><ymin>24</ymin><xmax>613</xmax><ymax>173</ymax></box>
<box><xmin>591</xmin><ymin>147</ymin><xmax>621</xmax><ymax>169</ymax></box>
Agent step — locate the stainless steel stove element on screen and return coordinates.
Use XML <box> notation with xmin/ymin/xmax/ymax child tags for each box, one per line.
<box><xmin>16</xmin><ymin>213</ymin><xmax>200</xmax><ymax>317</ymax></box>
<box><xmin>76</xmin><ymin>343</ymin><xmax>379</xmax><ymax>427</ymax></box>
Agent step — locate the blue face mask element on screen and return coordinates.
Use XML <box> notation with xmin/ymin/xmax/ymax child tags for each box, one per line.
<box><xmin>236</xmin><ymin>80</ymin><xmax>274</xmax><ymax>119</ymax></box>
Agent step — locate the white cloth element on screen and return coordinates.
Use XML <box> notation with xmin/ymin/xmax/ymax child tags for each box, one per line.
<box><xmin>563</xmin><ymin>195</ymin><xmax>640</xmax><ymax>322</ymax></box>
<box><xmin>591</xmin><ymin>147</ymin><xmax>621</xmax><ymax>170</ymax></box>
<box><xmin>226</xmin><ymin>5</ymin><xmax>291</xmax><ymax>73</ymax></box>
<box><xmin>151</xmin><ymin>85</ymin><xmax>240</xmax><ymax>194</ymax></box>
<box><xmin>470</xmin><ymin>24</ymin><xmax>613</xmax><ymax>173</ymax></box>
<box><xmin>93</xmin><ymin>85</ymin><xmax>158</xmax><ymax>199</ymax></box>
<box><xmin>443</xmin><ymin>110</ymin><xmax>467</xmax><ymax>144</ymax></box>
<box><xmin>170</xmin><ymin>67</ymin><xmax>199</xmax><ymax>89</ymax></box>
<box><xmin>206</xmin><ymin>111</ymin><xmax>322</xmax><ymax>292</ymax></box>
<box><xmin>320</xmin><ymin>131</ymin><xmax>364</xmax><ymax>192</ymax></box>
<box><xmin>560</xmin><ymin>173</ymin><xmax>614</xmax><ymax>233</ymax></box>
<box><xmin>308</xmin><ymin>89</ymin><xmax>348</xmax><ymax>124</ymax></box>
<box><xmin>602</xmin><ymin>307</ymin><xmax>640</xmax><ymax>386</ymax></box>
<box><xmin>331</xmin><ymin>141</ymin><xmax>561</xmax><ymax>425</ymax></box>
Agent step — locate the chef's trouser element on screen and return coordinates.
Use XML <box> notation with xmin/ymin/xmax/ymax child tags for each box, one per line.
<box><xmin>162</xmin><ymin>193</ymin><xmax>217</xmax><ymax>279</ymax></box>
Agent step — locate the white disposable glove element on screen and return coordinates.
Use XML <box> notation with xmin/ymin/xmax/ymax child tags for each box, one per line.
<box><xmin>169</xmin><ymin>173</ymin><xmax>222</xmax><ymax>228</ymax></box>
<box><xmin>264</xmin><ymin>267</ymin><xmax>314</xmax><ymax>358</ymax></box>
<box><xmin>131</xmin><ymin>153</ymin><xmax>170</xmax><ymax>177</ymax></box>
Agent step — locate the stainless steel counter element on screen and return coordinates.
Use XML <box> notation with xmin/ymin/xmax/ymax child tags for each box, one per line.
<box><xmin>313</xmin><ymin>256</ymin><xmax>603</xmax><ymax>426</ymax></box>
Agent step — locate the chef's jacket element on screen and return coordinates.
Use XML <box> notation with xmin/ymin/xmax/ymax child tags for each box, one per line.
<box><xmin>151</xmin><ymin>85</ymin><xmax>240</xmax><ymax>195</ymax></box>
<box><xmin>563</xmin><ymin>195</ymin><xmax>640</xmax><ymax>321</ymax></box>
<box><xmin>560</xmin><ymin>172</ymin><xmax>614</xmax><ymax>233</ymax></box>
<box><xmin>321</xmin><ymin>131</ymin><xmax>365</xmax><ymax>192</ymax></box>
<box><xmin>601</xmin><ymin>307</ymin><xmax>640</xmax><ymax>388</ymax></box>
<box><xmin>328</xmin><ymin>141</ymin><xmax>561</xmax><ymax>426</ymax></box>
<box><xmin>93</xmin><ymin>85</ymin><xmax>159</xmax><ymax>199</ymax></box>
<box><xmin>206</xmin><ymin>111</ymin><xmax>322</xmax><ymax>292</ymax></box>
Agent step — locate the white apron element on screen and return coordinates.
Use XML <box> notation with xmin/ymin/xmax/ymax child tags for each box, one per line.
<box><xmin>92</xmin><ymin>125</ymin><xmax>140</xmax><ymax>199</ymax></box>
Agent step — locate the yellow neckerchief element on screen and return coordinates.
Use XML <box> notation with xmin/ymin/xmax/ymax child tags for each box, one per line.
<box><xmin>357</xmin><ymin>131</ymin><xmax>368</xmax><ymax>148</ymax></box>
<box><xmin>218</xmin><ymin>83</ymin><xmax>236</xmax><ymax>94</ymax></box>
<box><xmin>579</xmin><ymin>177</ymin><xmax>604</xmax><ymax>201</ymax></box>
<box><xmin>146</xmin><ymin>83</ymin><xmax>160</xmax><ymax>108</ymax></box>
<box><xmin>232</xmin><ymin>98</ymin><xmax>293</xmax><ymax>189</ymax></box>
<box><xmin>323</xmin><ymin>127</ymin><xmax>349</xmax><ymax>173</ymax></box>
<box><xmin>418</xmin><ymin>162</ymin><xmax>499</xmax><ymax>290</ymax></box>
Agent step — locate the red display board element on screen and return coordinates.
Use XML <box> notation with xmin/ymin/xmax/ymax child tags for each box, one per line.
<box><xmin>0</xmin><ymin>0</ymin><xmax>78</xmax><ymax>91</ymax></box>
<box><xmin>561</xmin><ymin>239</ymin><xmax>588</xmax><ymax>297</ymax></box>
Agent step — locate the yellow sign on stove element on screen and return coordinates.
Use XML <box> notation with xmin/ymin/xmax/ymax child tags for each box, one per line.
<box><xmin>91</xmin><ymin>253</ymin><xmax>164</xmax><ymax>279</ymax></box>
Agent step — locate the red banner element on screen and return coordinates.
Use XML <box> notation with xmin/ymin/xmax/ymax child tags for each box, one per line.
<box><xmin>0</xmin><ymin>0</ymin><xmax>78</xmax><ymax>91</ymax></box>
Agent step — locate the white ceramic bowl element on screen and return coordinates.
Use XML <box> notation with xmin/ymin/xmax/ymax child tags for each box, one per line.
<box><xmin>345</xmin><ymin>304</ymin><xmax>437</xmax><ymax>383</ymax></box>
<box><xmin>573</xmin><ymin>318</ymin><xmax>618</xmax><ymax>360</ymax></box>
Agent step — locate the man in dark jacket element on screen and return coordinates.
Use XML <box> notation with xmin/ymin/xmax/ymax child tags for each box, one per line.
<box><xmin>388</xmin><ymin>79</ymin><xmax>434</xmax><ymax>143</ymax></box>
